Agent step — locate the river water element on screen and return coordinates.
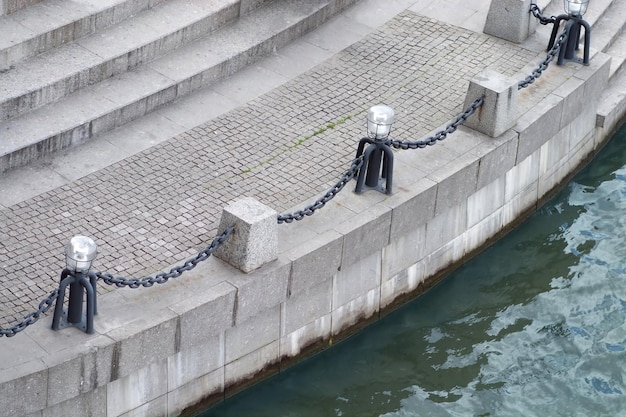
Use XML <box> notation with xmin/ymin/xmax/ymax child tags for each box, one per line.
<box><xmin>202</xmin><ymin>124</ymin><xmax>626</xmax><ymax>417</ymax></box>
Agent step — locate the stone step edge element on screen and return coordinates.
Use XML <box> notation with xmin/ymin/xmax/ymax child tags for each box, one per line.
<box><xmin>0</xmin><ymin>0</ymin><xmax>357</xmax><ymax>173</ymax></box>
<box><xmin>0</xmin><ymin>0</ymin><xmax>43</xmax><ymax>16</ymax></box>
<box><xmin>0</xmin><ymin>0</ymin><xmax>241</xmax><ymax>123</ymax></box>
<box><xmin>596</xmin><ymin>35</ymin><xmax>626</xmax><ymax>133</ymax></box>
<box><xmin>581</xmin><ymin>0</ymin><xmax>626</xmax><ymax>79</ymax></box>
<box><xmin>0</xmin><ymin>0</ymin><xmax>172</xmax><ymax>71</ymax></box>
<box><xmin>605</xmin><ymin>34</ymin><xmax>626</xmax><ymax>79</ymax></box>
<box><xmin>591</xmin><ymin>0</ymin><xmax>626</xmax><ymax>56</ymax></box>
<box><xmin>596</xmin><ymin>83</ymin><xmax>626</xmax><ymax>135</ymax></box>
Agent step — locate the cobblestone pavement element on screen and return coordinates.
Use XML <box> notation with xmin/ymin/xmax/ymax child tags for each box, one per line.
<box><xmin>0</xmin><ymin>11</ymin><xmax>539</xmax><ymax>328</ymax></box>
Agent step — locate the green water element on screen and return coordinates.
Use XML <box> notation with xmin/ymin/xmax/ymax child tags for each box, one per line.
<box><xmin>202</xmin><ymin>124</ymin><xmax>626</xmax><ymax>417</ymax></box>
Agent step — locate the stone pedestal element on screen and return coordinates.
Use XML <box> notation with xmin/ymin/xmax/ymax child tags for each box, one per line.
<box><xmin>483</xmin><ymin>0</ymin><xmax>536</xmax><ymax>43</ymax></box>
<box><xmin>463</xmin><ymin>69</ymin><xmax>518</xmax><ymax>138</ymax></box>
<box><xmin>215</xmin><ymin>197</ymin><xmax>278</xmax><ymax>273</ymax></box>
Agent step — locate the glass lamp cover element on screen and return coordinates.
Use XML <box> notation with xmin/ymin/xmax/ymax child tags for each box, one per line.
<box><xmin>564</xmin><ymin>0</ymin><xmax>589</xmax><ymax>16</ymax></box>
<box><xmin>367</xmin><ymin>105</ymin><xmax>395</xmax><ymax>139</ymax></box>
<box><xmin>65</xmin><ymin>236</ymin><xmax>97</xmax><ymax>272</ymax></box>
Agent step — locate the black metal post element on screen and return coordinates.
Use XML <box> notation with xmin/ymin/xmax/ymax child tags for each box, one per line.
<box><xmin>67</xmin><ymin>278</ymin><xmax>83</xmax><ymax>324</ymax></box>
<box><xmin>52</xmin><ymin>268</ymin><xmax>97</xmax><ymax>334</ymax></box>
<box><xmin>547</xmin><ymin>13</ymin><xmax>591</xmax><ymax>66</ymax></box>
<box><xmin>364</xmin><ymin>147</ymin><xmax>383</xmax><ymax>188</ymax></box>
<box><xmin>354</xmin><ymin>137</ymin><xmax>394</xmax><ymax>194</ymax></box>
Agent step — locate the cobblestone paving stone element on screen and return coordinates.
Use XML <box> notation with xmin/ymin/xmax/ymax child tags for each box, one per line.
<box><xmin>0</xmin><ymin>11</ymin><xmax>539</xmax><ymax>328</ymax></box>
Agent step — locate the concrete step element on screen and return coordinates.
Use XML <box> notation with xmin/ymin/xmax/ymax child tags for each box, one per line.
<box><xmin>605</xmin><ymin>33</ymin><xmax>626</xmax><ymax>80</ymax></box>
<box><xmin>590</xmin><ymin>0</ymin><xmax>626</xmax><ymax>78</ymax></box>
<box><xmin>593</xmin><ymin>0</ymin><xmax>626</xmax><ymax>137</ymax></box>
<box><xmin>0</xmin><ymin>0</ymin><xmax>172</xmax><ymax>71</ymax></box>
<box><xmin>0</xmin><ymin>0</ymin><xmax>240</xmax><ymax>123</ymax></box>
<box><xmin>0</xmin><ymin>0</ymin><xmax>43</xmax><ymax>16</ymax></box>
<box><xmin>596</xmin><ymin>70</ymin><xmax>626</xmax><ymax>133</ymax></box>
<box><xmin>0</xmin><ymin>0</ymin><xmax>357</xmax><ymax>173</ymax></box>
<box><xmin>596</xmin><ymin>30</ymin><xmax>626</xmax><ymax>133</ymax></box>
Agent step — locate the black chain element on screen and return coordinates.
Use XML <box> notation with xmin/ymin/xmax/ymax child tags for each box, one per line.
<box><xmin>385</xmin><ymin>96</ymin><xmax>484</xmax><ymax>150</ymax></box>
<box><xmin>518</xmin><ymin>29</ymin><xmax>567</xmax><ymax>89</ymax></box>
<box><xmin>96</xmin><ymin>225</ymin><xmax>234</xmax><ymax>288</ymax></box>
<box><xmin>0</xmin><ymin>288</ymin><xmax>59</xmax><ymax>337</ymax></box>
<box><xmin>0</xmin><ymin>228</ymin><xmax>233</xmax><ymax>336</ymax></box>
<box><xmin>277</xmin><ymin>156</ymin><xmax>364</xmax><ymax>223</ymax></box>
<box><xmin>530</xmin><ymin>3</ymin><xmax>557</xmax><ymax>25</ymax></box>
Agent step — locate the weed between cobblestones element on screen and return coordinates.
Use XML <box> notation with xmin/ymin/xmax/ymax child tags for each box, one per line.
<box><xmin>239</xmin><ymin>114</ymin><xmax>354</xmax><ymax>175</ymax></box>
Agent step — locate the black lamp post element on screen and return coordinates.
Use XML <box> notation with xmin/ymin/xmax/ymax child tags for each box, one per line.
<box><xmin>547</xmin><ymin>0</ymin><xmax>591</xmax><ymax>65</ymax></box>
<box><xmin>52</xmin><ymin>236</ymin><xmax>98</xmax><ymax>334</ymax></box>
<box><xmin>355</xmin><ymin>105</ymin><xmax>395</xmax><ymax>195</ymax></box>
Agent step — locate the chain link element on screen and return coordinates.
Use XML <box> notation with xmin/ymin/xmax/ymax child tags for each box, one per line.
<box><xmin>97</xmin><ymin>225</ymin><xmax>234</xmax><ymax>288</ymax></box>
<box><xmin>0</xmin><ymin>288</ymin><xmax>59</xmax><ymax>337</ymax></box>
<box><xmin>530</xmin><ymin>3</ymin><xmax>556</xmax><ymax>25</ymax></box>
<box><xmin>518</xmin><ymin>28</ymin><xmax>567</xmax><ymax>90</ymax></box>
<box><xmin>385</xmin><ymin>96</ymin><xmax>484</xmax><ymax>150</ymax></box>
<box><xmin>277</xmin><ymin>156</ymin><xmax>364</xmax><ymax>223</ymax></box>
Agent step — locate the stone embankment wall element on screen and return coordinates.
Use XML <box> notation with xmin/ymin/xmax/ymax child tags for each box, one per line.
<box><xmin>3</xmin><ymin>35</ymin><xmax>618</xmax><ymax>417</ymax></box>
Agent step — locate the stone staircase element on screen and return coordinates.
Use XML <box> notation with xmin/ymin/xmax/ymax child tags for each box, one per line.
<box><xmin>2</xmin><ymin>0</ymin><xmax>625</xmax><ymax>175</ymax></box>
<box><xmin>590</xmin><ymin>0</ymin><xmax>626</xmax><ymax>132</ymax></box>
<box><xmin>0</xmin><ymin>0</ymin><xmax>357</xmax><ymax>173</ymax></box>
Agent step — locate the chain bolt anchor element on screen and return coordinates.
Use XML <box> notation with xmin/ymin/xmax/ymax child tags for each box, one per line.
<box><xmin>52</xmin><ymin>236</ymin><xmax>98</xmax><ymax>334</ymax></box>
